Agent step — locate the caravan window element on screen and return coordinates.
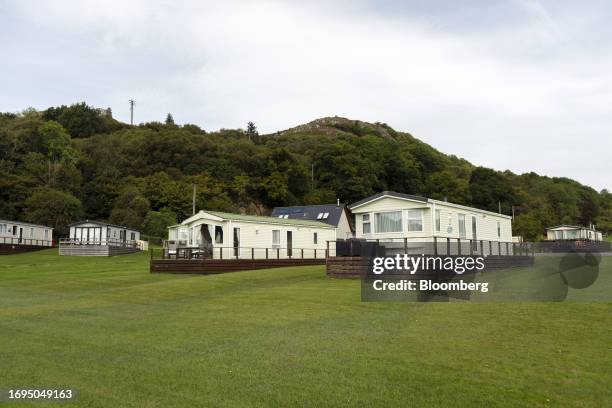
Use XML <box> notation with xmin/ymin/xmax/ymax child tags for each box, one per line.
<box><xmin>313</xmin><ymin>232</ymin><xmax>318</xmax><ymax>244</ymax></box>
<box><xmin>272</xmin><ymin>230</ymin><xmax>280</xmax><ymax>247</ymax></box>
<box><xmin>435</xmin><ymin>210</ymin><xmax>441</xmax><ymax>232</ymax></box>
<box><xmin>458</xmin><ymin>214</ymin><xmax>466</xmax><ymax>238</ymax></box>
<box><xmin>215</xmin><ymin>226</ymin><xmax>224</xmax><ymax>244</ymax></box>
<box><xmin>497</xmin><ymin>221</ymin><xmax>501</xmax><ymax>238</ymax></box>
<box><xmin>375</xmin><ymin>211</ymin><xmax>402</xmax><ymax>233</ymax></box>
<box><xmin>407</xmin><ymin>210</ymin><xmax>423</xmax><ymax>232</ymax></box>
<box><xmin>362</xmin><ymin>214</ymin><xmax>371</xmax><ymax>234</ymax></box>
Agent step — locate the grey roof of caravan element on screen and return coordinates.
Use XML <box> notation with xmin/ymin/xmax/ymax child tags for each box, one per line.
<box><xmin>0</xmin><ymin>219</ymin><xmax>53</xmax><ymax>229</ymax></box>
<box><xmin>270</xmin><ymin>204</ymin><xmax>347</xmax><ymax>227</ymax></box>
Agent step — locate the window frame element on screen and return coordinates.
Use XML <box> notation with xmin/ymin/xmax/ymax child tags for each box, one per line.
<box><xmin>214</xmin><ymin>226</ymin><xmax>224</xmax><ymax>244</ymax></box>
<box><xmin>375</xmin><ymin>211</ymin><xmax>403</xmax><ymax>233</ymax></box>
<box><xmin>458</xmin><ymin>214</ymin><xmax>466</xmax><ymax>238</ymax></box>
<box><xmin>362</xmin><ymin>214</ymin><xmax>371</xmax><ymax>234</ymax></box>
<box><xmin>406</xmin><ymin>209</ymin><xmax>423</xmax><ymax>232</ymax></box>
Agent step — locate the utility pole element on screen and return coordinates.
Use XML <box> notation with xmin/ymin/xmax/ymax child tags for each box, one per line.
<box><xmin>311</xmin><ymin>163</ymin><xmax>314</xmax><ymax>190</ymax></box>
<box><xmin>512</xmin><ymin>205</ymin><xmax>515</xmax><ymax>220</ymax></box>
<box><xmin>192</xmin><ymin>184</ymin><xmax>196</xmax><ymax>215</ymax></box>
<box><xmin>129</xmin><ymin>99</ymin><xmax>135</xmax><ymax>125</ymax></box>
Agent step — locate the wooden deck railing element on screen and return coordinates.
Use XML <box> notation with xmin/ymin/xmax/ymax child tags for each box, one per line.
<box><xmin>59</xmin><ymin>238</ymin><xmax>140</xmax><ymax>249</ymax></box>
<box><xmin>329</xmin><ymin>237</ymin><xmax>529</xmax><ymax>257</ymax></box>
<box><xmin>153</xmin><ymin>245</ymin><xmax>334</xmax><ymax>261</ymax></box>
<box><xmin>0</xmin><ymin>236</ymin><xmax>54</xmax><ymax>247</ymax></box>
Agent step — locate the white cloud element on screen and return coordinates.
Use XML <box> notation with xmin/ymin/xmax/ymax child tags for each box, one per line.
<box><xmin>0</xmin><ymin>0</ymin><xmax>609</xmax><ymax>190</ymax></box>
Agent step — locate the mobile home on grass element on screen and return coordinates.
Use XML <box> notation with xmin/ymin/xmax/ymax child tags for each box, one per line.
<box><xmin>349</xmin><ymin>191</ymin><xmax>513</xmax><ymax>255</ymax></box>
<box><xmin>0</xmin><ymin>219</ymin><xmax>53</xmax><ymax>254</ymax></box>
<box><xmin>167</xmin><ymin>210</ymin><xmax>336</xmax><ymax>259</ymax></box>
<box><xmin>546</xmin><ymin>225</ymin><xmax>603</xmax><ymax>241</ymax></box>
<box><xmin>60</xmin><ymin>220</ymin><xmax>142</xmax><ymax>256</ymax></box>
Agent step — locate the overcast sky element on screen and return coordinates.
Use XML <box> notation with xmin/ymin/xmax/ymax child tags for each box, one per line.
<box><xmin>1</xmin><ymin>0</ymin><xmax>610</xmax><ymax>191</ymax></box>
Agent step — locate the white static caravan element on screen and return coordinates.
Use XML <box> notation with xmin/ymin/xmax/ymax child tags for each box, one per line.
<box><xmin>168</xmin><ymin>210</ymin><xmax>336</xmax><ymax>259</ymax></box>
<box><xmin>0</xmin><ymin>219</ymin><xmax>53</xmax><ymax>246</ymax></box>
<box><xmin>546</xmin><ymin>225</ymin><xmax>603</xmax><ymax>241</ymax></box>
<box><xmin>349</xmin><ymin>191</ymin><xmax>513</xmax><ymax>254</ymax></box>
<box><xmin>68</xmin><ymin>220</ymin><xmax>140</xmax><ymax>245</ymax></box>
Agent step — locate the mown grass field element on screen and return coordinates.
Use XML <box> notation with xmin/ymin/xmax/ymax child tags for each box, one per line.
<box><xmin>0</xmin><ymin>250</ymin><xmax>610</xmax><ymax>407</ymax></box>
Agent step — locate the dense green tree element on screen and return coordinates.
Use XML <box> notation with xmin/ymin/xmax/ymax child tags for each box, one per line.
<box><xmin>143</xmin><ymin>209</ymin><xmax>178</xmax><ymax>239</ymax></box>
<box><xmin>165</xmin><ymin>113</ymin><xmax>175</xmax><ymax>126</ymax></box>
<box><xmin>24</xmin><ymin>187</ymin><xmax>83</xmax><ymax>235</ymax></box>
<box><xmin>246</xmin><ymin>121</ymin><xmax>258</xmax><ymax>142</ymax></box>
<box><xmin>469</xmin><ymin>167</ymin><xmax>516</xmax><ymax>214</ymax></box>
<box><xmin>512</xmin><ymin>213</ymin><xmax>545</xmax><ymax>241</ymax></box>
<box><xmin>43</xmin><ymin>102</ymin><xmax>109</xmax><ymax>138</ymax></box>
<box><xmin>109</xmin><ymin>187</ymin><xmax>151</xmax><ymax>229</ymax></box>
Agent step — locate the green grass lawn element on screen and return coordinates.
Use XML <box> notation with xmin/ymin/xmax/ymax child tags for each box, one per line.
<box><xmin>1</xmin><ymin>250</ymin><xmax>610</xmax><ymax>407</ymax></box>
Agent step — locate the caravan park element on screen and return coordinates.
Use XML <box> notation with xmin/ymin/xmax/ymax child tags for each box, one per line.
<box><xmin>2</xmin><ymin>1</ymin><xmax>612</xmax><ymax>405</ymax></box>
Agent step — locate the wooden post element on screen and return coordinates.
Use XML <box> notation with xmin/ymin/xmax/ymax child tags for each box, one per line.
<box><xmin>301</xmin><ymin>248</ymin><xmax>304</xmax><ymax>259</ymax></box>
<box><xmin>252</xmin><ymin>247</ymin><xmax>255</xmax><ymax>260</ymax></box>
<box><xmin>447</xmin><ymin>237</ymin><xmax>450</xmax><ymax>255</ymax></box>
<box><xmin>277</xmin><ymin>248</ymin><xmax>280</xmax><ymax>259</ymax></box>
<box><xmin>266</xmin><ymin>248</ymin><xmax>269</xmax><ymax>259</ymax></box>
<box><xmin>498</xmin><ymin>241</ymin><xmax>501</xmax><ymax>256</ymax></box>
<box><xmin>404</xmin><ymin>238</ymin><xmax>408</xmax><ymax>254</ymax></box>
<box><xmin>433</xmin><ymin>236</ymin><xmax>438</xmax><ymax>255</ymax></box>
<box><xmin>457</xmin><ymin>238</ymin><xmax>461</xmax><ymax>255</ymax></box>
<box><xmin>512</xmin><ymin>243</ymin><xmax>516</xmax><ymax>256</ymax></box>
<box><xmin>315</xmin><ymin>249</ymin><xmax>317</xmax><ymax>259</ymax></box>
<box><xmin>327</xmin><ymin>241</ymin><xmax>330</xmax><ymax>258</ymax></box>
<box><xmin>220</xmin><ymin>247</ymin><xmax>223</xmax><ymax>260</ymax></box>
<box><xmin>505</xmin><ymin>242</ymin><xmax>509</xmax><ymax>256</ymax></box>
<box><xmin>469</xmin><ymin>239</ymin><xmax>473</xmax><ymax>255</ymax></box>
<box><xmin>489</xmin><ymin>241</ymin><xmax>492</xmax><ymax>256</ymax></box>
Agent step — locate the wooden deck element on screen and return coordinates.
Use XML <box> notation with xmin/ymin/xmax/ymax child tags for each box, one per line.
<box><xmin>59</xmin><ymin>245</ymin><xmax>141</xmax><ymax>257</ymax></box>
<box><xmin>59</xmin><ymin>239</ymin><xmax>141</xmax><ymax>257</ymax></box>
<box><xmin>0</xmin><ymin>243</ymin><xmax>53</xmax><ymax>256</ymax></box>
<box><xmin>150</xmin><ymin>258</ymin><xmax>326</xmax><ymax>274</ymax></box>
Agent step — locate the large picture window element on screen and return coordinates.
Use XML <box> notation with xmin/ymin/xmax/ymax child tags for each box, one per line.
<box><xmin>362</xmin><ymin>214</ymin><xmax>371</xmax><ymax>234</ymax></box>
<box><xmin>375</xmin><ymin>211</ymin><xmax>402</xmax><ymax>233</ymax></box>
<box><xmin>407</xmin><ymin>210</ymin><xmax>423</xmax><ymax>232</ymax></box>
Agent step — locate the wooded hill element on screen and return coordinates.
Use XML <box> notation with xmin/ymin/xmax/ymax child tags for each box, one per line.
<box><xmin>1</xmin><ymin>103</ymin><xmax>610</xmax><ymax>240</ymax></box>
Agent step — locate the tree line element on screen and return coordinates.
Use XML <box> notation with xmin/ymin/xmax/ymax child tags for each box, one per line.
<box><xmin>0</xmin><ymin>103</ymin><xmax>609</xmax><ymax>241</ymax></box>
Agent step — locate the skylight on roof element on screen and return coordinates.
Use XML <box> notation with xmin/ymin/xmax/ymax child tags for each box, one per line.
<box><xmin>316</xmin><ymin>213</ymin><xmax>324</xmax><ymax>219</ymax></box>
<box><xmin>322</xmin><ymin>212</ymin><xmax>329</xmax><ymax>219</ymax></box>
